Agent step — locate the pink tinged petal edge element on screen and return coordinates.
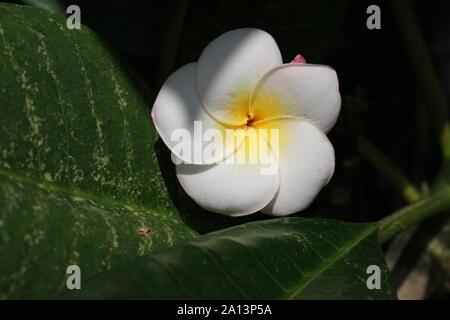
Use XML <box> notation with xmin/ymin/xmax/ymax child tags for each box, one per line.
<box><xmin>290</xmin><ymin>54</ymin><xmax>307</xmax><ymax>64</ymax></box>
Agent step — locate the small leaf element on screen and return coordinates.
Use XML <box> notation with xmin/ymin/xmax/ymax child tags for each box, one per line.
<box><xmin>67</xmin><ymin>218</ymin><xmax>395</xmax><ymax>299</ymax></box>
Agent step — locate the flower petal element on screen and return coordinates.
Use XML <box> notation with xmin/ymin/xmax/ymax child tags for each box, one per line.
<box><xmin>152</xmin><ymin>63</ymin><xmax>238</xmax><ymax>164</ymax></box>
<box><xmin>255</xmin><ymin>117</ymin><xmax>335</xmax><ymax>216</ymax></box>
<box><xmin>197</xmin><ymin>28</ymin><xmax>283</xmax><ymax>126</ymax></box>
<box><xmin>250</xmin><ymin>64</ymin><xmax>341</xmax><ymax>133</ymax></box>
<box><xmin>176</xmin><ymin>132</ymin><xmax>280</xmax><ymax>216</ymax></box>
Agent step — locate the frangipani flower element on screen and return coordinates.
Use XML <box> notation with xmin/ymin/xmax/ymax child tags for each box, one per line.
<box><xmin>152</xmin><ymin>28</ymin><xmax>341</xmax><ymax>217</ymax></box>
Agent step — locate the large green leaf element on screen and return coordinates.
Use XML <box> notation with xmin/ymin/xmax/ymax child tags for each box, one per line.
<box><xmin>0</xmin><ymin>3</ymin><xmax>198</xmax><ymax>298</ymax></box>
<box><xmin>66</xmin><ymin>218</ymin><xmax>395</xmax><ymax>299</ymax></box>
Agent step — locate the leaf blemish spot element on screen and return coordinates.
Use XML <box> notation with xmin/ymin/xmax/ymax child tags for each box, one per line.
<box><xmin>137</xmin><ymin>227</ymin><xmax>153</xmax><ymax>237</ymax></box>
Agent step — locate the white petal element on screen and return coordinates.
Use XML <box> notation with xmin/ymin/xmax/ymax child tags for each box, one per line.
<box><xmin>197</xmin><ymin>28</ymin><xmax>283</xmax><ymax>126</ymax></box>
<box><xmin>152</xmin><ymin>63</ymin><xmax>236</xmax><ymax>164</ymax></box>
<box><xmin>250</xmin><ymin>64</ymin><xmax>341</xmax><ymax>133</ymax></box>
<box><xmin>176</xmin><ymin>134</ymin><xmax>280</xmax><ymax>216</ymax></box>
<box><xmin>256</xmin><ymin>118</ymin><xmax>335</xmax><ymax>216</ymax></box>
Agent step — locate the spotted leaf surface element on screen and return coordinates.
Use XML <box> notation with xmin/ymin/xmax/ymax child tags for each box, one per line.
<box><xmin>0</xmin><ymin>3</ymin><xmax>197</xmax><ymax>298</ymax></box>
<box><xmin>66</xmin><ymin>218</ymin><xmax>395</xmax><ymax>299</ymax></box>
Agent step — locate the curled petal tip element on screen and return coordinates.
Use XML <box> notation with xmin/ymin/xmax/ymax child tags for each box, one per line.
<box><xmin>290</xmin><ymin>54</ymin><xmax>307</xmax><ymax>64</ymax></box>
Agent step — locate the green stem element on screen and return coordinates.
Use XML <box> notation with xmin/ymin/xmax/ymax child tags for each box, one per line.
<box><xmin>357</xmin><ymin>135</ymin><xmax>421</xmax><ymax>203</ymax></box>
<box><xmin>390</xmin><ymin>0</ymin><xmax>450</xmax><ymax>160</ymax></box>
<box><xmin>378</xmin><ymin>187</ymin><xmax>450</xmax><ymax>243</ymax></box>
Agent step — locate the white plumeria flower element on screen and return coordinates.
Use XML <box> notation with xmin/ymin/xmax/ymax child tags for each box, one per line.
<box><xmin>152</xmin><ymin>28</ymin><xmax>341</xmax><ymax>217</ymax></box>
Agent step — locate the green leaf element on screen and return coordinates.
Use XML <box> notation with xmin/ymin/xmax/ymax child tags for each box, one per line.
<box><xmin>0</xmin><ymin>3</ymin><xmax>198</xmax><ymax>298</ymax></box>
<box><xmin>66</xmin><ymin>218</ymin><xmax>395</xmax><ymax>299</ymax></box>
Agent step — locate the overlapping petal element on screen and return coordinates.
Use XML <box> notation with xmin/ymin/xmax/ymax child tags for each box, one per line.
<box><xmin>250</xmin><ymin>64</ymin><xmax>341</xmax><ymax>133</ymax></box>
<box><xmin>197</xmin><ymin>28</ymin><xmax>283</xmax><ymax>126</ymax></box>
<box><xmin>254</xmin><ymin>117</ymin><xmax>335</xmax><ymax>216</ymax></box>
<box><xmin>152</xmin><ymin>63</ymin><xmax>239</xmax><ymax>164</ymax></box>
<box><xmin>176</xmin><ymin>132</ymin><xmax>280</xmax><ymax>216</ymax></box>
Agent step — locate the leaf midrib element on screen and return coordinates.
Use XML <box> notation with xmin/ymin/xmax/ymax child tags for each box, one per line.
<box><xmin>0</xmin><ymin>167</ymin><xmax>179</xmax><ymax>220</ymax></box>
<box><xmin>282</xmin><ymin>224</ymin><xmax>377</xmax><ymax>299</ymax></box>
